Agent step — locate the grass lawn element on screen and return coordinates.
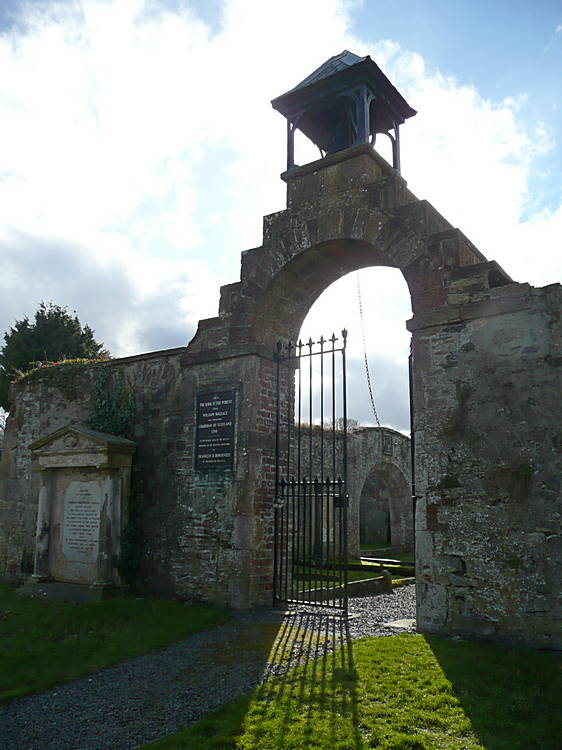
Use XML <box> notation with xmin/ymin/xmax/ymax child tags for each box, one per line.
<box><xmin>141</xmin><ymin>632</ymin><xmax>562</xmax><ymax>750</ymax></box>
<box><xmin>0</xmin><ymin>584</ymin><xmax>228</xmax><ymax>703</ymax></box>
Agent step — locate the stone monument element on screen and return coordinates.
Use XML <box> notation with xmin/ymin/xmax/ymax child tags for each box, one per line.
<box><xmin>26</xmin><ymin>425</ymin><xmax>135</xmax><ymax>599</ymax></box>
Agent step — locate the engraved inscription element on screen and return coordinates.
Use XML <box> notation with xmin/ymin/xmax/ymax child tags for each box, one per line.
<box><xmin>62</xmin><ymin>481</ymin><xmax>102</xmax><ymax>563</ymax></box>
<box><xmin>195</xmin><ymin>390</ymin><xmax>236</xmax><ymax>470</ymax></box>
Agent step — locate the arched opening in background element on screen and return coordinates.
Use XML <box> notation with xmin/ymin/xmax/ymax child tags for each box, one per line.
<box><xmin>359</xmin><ymin>463</ymin><xmax>412</xmax><ymax>552</ymax></box>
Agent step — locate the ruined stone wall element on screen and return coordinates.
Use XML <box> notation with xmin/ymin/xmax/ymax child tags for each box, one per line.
<box><xmin>0</xmin><ymin>346</ymin><xmax>279</xmax><ymax>608</ymax></box>
<box><xmin>0</xmin><ymin>349</ymin><xmax>183</xmax><ymax>587</ymax></box>
<box><xmin>0</xmin><ymin>345</ymin><xmax>409</xmax><ymax>604</ymax></box>
<box><xmin>295</xmin><ymin>425</ymin><xmax>411</xmax><ymax>557</ymax></box>
<box><xmin>412</xmin><ymin>280</ymin><xmax>562</xmax><ymax>649</ymax></box>
<box><xmin>2</xmin><ymin>143</ymin><xmax>560</xmax><ymax>652</ymax></box>
<box><xmin>347</xmin><ymin>428</ymin><xmax>412</xmax><ymax>555</ymax></box>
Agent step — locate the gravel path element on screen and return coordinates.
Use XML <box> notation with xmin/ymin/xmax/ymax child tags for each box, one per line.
<box><xmin>1</xmin><ymin>586</ymin><xmax>416</xmax><ymax>750</ymax></box>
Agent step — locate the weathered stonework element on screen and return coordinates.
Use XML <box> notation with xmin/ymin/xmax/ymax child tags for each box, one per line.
<box><xmin>348</xmin><ymin>427</ymin><xmax>412</xmax><ymax>554</ymax></box>
<box><xmin>28</xmin><ymin>425</ymin><xmax>135</xmax><ymax>588</ymax></box>
<box><xmin>293</xmin><ymin>425</ymin><xmax>412</xmax><ymax>558</ymax></box>
<box><xmin>410</xmin><ymin>280</ymin><xmax>562</xmax><ymax>648</ymax></box>
<box><xmin>1</xmin><ymin>143</ymin><xmax>560</xmax><ymax>650</ymax></box>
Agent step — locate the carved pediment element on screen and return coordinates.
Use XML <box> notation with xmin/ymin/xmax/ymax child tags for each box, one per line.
<box><xmin>29</xmin><ymin>425</ymin><xmax>135</xmax><ymax>468</ymax></box>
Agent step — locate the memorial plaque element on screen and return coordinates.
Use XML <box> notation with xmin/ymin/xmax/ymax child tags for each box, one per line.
<box><xmin>195</xmin><ymin>390</ymin><xmax>236</xmax><ymax>470</ymax></box>
<box><xmin>62</xmin><ymin>481</ymin><xmax>102</xmax><ymax>563</ymax></box>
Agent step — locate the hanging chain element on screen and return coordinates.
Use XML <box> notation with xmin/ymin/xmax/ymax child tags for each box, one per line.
<box><xmin>356</xmin><ymin>271</ymin><xmax>381</xmax><ymax>427</ymax></box>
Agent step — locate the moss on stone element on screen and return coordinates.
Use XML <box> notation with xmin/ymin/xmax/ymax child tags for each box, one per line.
<box><xmin>15</xmin><ymin>358</ymin><xmax>107</xmax><ymax>401</ymax></box>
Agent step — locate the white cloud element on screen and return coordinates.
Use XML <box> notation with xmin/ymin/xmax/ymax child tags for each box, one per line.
<box><xmin>387</xmin><ymin>57</ymin><xmax>559</xmax><ymax>285</ymax></box>
<box><xmin>0</xmin><ymin>0</ymin><xmax>358</xmax><ymax>357</ymax></box>
<box><xmin>0</xmin><ymin>0</ymin><xmax>560</xmax><ymax>430</ymax></box>
<box><xmin>0</xmin><ymin>228</ymin><xmax>224</xmax><ymax>356</ymax></box>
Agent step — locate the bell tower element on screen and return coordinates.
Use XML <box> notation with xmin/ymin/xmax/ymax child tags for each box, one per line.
<box><xmin>271</xmin><ymin>50</ymin><xmax>416</xmax><ymax>172</ymax></box>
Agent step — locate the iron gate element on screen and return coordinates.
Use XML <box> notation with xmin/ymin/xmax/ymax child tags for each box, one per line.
<box><xmin>273</xmin><ymin>331</ymin><xmax>349</xmax><ymax>610</ymax></box>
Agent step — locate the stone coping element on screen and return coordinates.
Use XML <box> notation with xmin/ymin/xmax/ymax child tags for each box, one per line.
<box><xmin>280</xmin><ymin>142</ymin><xmax>399</xmax><ymax>182</ymax></box>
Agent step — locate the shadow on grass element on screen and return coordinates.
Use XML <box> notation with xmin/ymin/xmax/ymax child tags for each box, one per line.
<box><xmin>145</xmin><ymin>609</ymin><xmax>364</xmax><ymax>750</ymax></box>
<box><xmin>427</xmin><ymin>636</ymin><xmax>562</xmax><ymax>750</ymax></box>
<box><xmin>244</xmin><ymin>611</ymin><xmax>363</xmax><ymax>750</ymax></box>
<box><xmin>146</xmin><ymin>622</ymin><xmax>562</xmax><ymax>750</ymax></box>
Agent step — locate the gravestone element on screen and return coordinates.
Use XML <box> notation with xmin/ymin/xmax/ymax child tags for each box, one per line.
<box><xmin>25</xmin><ymin>425</ymin><xmax>135</xmax><ymax>598</ymax></box>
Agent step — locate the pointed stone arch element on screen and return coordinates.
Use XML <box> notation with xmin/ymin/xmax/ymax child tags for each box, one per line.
<box><xmin>346</xmin><ymin>427</ymin><xmax>412</xmax><ymax>557</ymax></box>
<box><xmin>358</xmin><ymin>464</ymin><xmax>411</xmax><ymax>550</ymax></box>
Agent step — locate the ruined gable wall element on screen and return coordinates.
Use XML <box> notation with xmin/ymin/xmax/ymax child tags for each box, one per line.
<box><xmin>295</xmin><ymin>426</ymin><xmax>412</xmax><ymax>557</ymax></box>
<box><xmin>412</xmin><ymin>281</ymin><xmax>562</xmax><ymax>649</ymax></box>
<box><xmin>347</xmin><ymin>428</ymin><xmax>412</xmax><ymax>555</ymax></box>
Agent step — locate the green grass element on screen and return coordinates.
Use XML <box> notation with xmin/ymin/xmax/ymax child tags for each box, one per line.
<box><xmin>141</xmin><ymin>632</ymin><xmax>562</xmax><ymax>750</ymax></box>
<box><xmin>0</xmin><ymin>584</ymin><xmax>228</xmax><ymax>703</ymax></box>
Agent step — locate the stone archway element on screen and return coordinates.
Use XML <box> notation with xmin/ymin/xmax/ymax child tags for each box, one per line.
<box><xmin>359</xmin><ymin>464</ymin><xmax>412</xmax><ymax>552</ymax></box>
<box><xmin>5</xmin><ymin>140</ymin><xmax>559</xmax><ymax>650</ymax></box>
<box><xmin>181</xmin><ymin>142</ymin><xmax>561</xmax><ymax>650</ymax></box>
<box><xmin>182</xmin><ymin>143</ymin><xmax>500</xmax><ymax>605</ymax></box>
<box><xmin>184</xmin><ymin>145</ymin><xmax>500</xmax><ymax>358</ymax></box>
<box><xmin>346</xmin><ymin>427</ymin><xmax>412</xmax><ymax>558</ymax></box>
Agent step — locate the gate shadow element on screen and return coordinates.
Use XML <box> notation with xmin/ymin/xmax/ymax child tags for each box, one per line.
<box><xmin>240</xmin><ymin>610</ymin><xmax>364</xmax><ymax>750</ymax></box>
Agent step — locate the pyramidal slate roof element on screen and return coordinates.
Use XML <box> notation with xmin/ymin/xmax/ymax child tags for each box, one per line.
<box><xmin>287</xmin><ymin>50</ymin><xmax>366</xmax><ymax>94</ymax></box>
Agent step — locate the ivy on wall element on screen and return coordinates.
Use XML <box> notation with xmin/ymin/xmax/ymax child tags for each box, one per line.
<box><xmin>88</xmin><ymin>366</ymin><xmax>142</xmax><ymax>585</ymax></box>
<box><xmin>89</xmin><ymin>366</ymin><xmax>135</xmax><ymax>439</ymax></box>
<box><xmin>117</xmin><ymin>465</ymin><xmax>144</xmax><ymax>586</ymax></box>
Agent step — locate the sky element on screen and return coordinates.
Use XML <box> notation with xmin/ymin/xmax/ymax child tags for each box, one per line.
<box><xmin>0</xmin><ymin>0</ymin><xmax>560</xmax><ymax>433</ymax></box>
